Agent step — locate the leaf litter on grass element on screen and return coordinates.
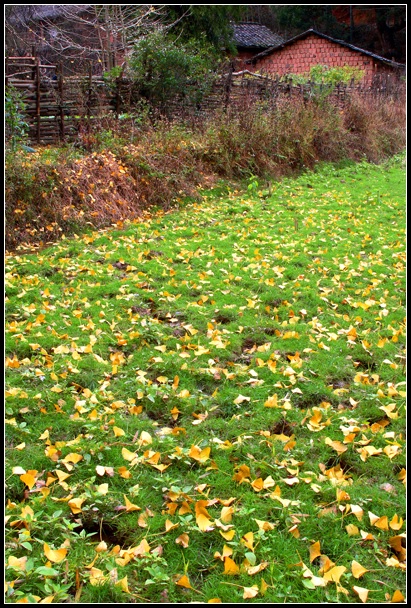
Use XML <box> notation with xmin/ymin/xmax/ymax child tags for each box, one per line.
<box><xmin>5</xmin><ymin>156</ymin><xmax>406</xmax><ymax>603</ymax></box>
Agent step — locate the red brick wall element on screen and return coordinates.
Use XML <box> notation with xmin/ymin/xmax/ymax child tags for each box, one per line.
<box><xmin>235</xmin><ymin>50</ymin><xmax>260</xmax><ymax>71</ymax></box>
<box><xmin>253</xmin><ymin>34</ymin><xmax>395</xmax><ymax>85</ymax></box>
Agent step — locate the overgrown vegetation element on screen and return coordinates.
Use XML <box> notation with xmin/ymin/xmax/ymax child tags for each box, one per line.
<box><xmin>285</xmin><ymin>64</ymin><xmax>365</xmax><ymax>86</ymax></box>
<box><xmin>127</xmin><ymin>32</ymin><xmax>220</xmax><ymax>109</ymax></box>
<box><xmin>5</xmin><ymin>155</ymin><xmax>406</xmax><ymax>603</ymax></box>
<box><xmin>5</xmin><ymin>90</ymin><xmax>406</xmax><ymax>252</ymax></box>
<box><xmin>5</xmin><ymin>84</ymin><xmax>29</xmax><ymax>152</ymax></box>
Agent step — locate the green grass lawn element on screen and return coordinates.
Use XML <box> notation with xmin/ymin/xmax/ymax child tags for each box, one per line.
<box><xmin>5</xmin><ymin>154</ymin><xmax>406</xmax><ymax>604</ymax></box>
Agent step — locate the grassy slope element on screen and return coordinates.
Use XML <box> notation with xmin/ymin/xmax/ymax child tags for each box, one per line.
<box><xmin>5</xmin><ymin>155</ymin><xmax>406</xmax><ymax>603</ymax></box>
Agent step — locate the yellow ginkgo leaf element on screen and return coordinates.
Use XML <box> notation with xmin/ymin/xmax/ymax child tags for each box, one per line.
<box><xmin>318</xmin><ymin>555</ymin><xmax>335</xmax><ymax>574</ymax></box>
<box><xmin>177</xmin><ymin>389</ymin><xmax>191</xmax><ymax>398</ymax></box>
<box><xmin>68</xmin><ymin>497</ymin><xmax>85</xmax><ymax>514</ymax></box>
<box><xmin>175</xmin><ymin>574</ymin><xmax>193</xmax><ymax>589</ymax></box>
<box><xmin>121</xmin><ymin>447</ymin><xmax>137</xmax><ymax>462</ymax></box>
<box><xmin>124</xmin><ymin>495</ymin><xmax>140</xmax><ymax>512</ymax></box>
<box><xmin>118</xmin><ymin>466</ymin><xmax>131</xmax><ymax>479</ymax></box>
<box><xmin>325</xmin><ymin>437</ymin><xmax>348</xmax><ymax>454</ymax></box>
<box><xmin>374</xmin><ymin>515</ymin><xmax>389</xmax><ymax>530</ymax></box>
<box><xmin>353</xmin><ymin>586</ymin><xmax>369</xmax><ymax>603</ymax></box>
<box><xmin>288</xmin><ymin>524</ymin><xmax>300</xmax><ymax>538</ymax></box>
<box><xmin>241</xmin><ymin>532</ymin><xmax>254</xmax><ymax>551</ymax></box>
<box><xmin>20</xmin><ymin>472</ymin><xmax>37</xmax><ymax>489</ymax></box>
<box><xmin>89</xmin><ymin>567</ymin><xmax>107</xmax><ymax>586</ymax></box>
<box><xmin>8</xmin><ymin>555</ymin><xmax>27</xmax><ymax>571</ymax></box>
<box><xmin>138</xmin><ymin>431</ymin><xmax>152</xmax><ymax>446</ymax></box>
<box><xmin>132</xmin><ymin>538</ymin><xmax>151</xmax><ymax>556</ymax></box>
<box><xmin>255</xmin><ymin>519</ymin><xmax>276</xmax><ymax>532</ymax></box>
<box><xmin>243</xmin><ymin>585</ymin><xmax>259</xmax><ymax>599</ymax></box>
<box><xmin>260</xmin><ymin>578</ymin><xmax>269</xmax><ymax>595</ymax></box>
<box><xmin>13</xmin><ymin>466</ymin><xmax>26</xmax><ymax>475</ymax></box>
<box><xmin>350</xmin><ymin>504</ymin><xmax>364</xmax><ymax>521</ymax></box>
<box><xmin>310</xmin><ymin>575</ymin><xmax>327</xmax><ymax>587</ymax></box>
<box><xmin>323</xmin><ymin>565</ymin><xmax>347</xmax><ymax>583</ymax></box>
<box><xmin>264</xmin><ymin>394</ymin><xmax>278</xmax><ymax>408</ymax></box>
<box><xmin>336</xmin><ymin>488</ymin><xmax>351</xmax><ymax>502</ymax></box>
<box><xmin>175</xmin><ymin>533</ymin><xmax>189</xmax><ymax>548</ymax></box>
<box><xmin>223</xmin><ymin>556</ymin><xmax>240</xmax><ymax>575</ymax></box>
<box><xmin>389</xmin><ymin>514</ymin><xmax>404</xmax><ymax>531</ymax></box>
<box><xmin>245</xmin><ymin>562</ymin><xmax>269</xmax><ymax>576</ymax></box>
<box><xmin>189</xmin><ymin>445</ymin><xmax>211</xmax><ymax>463</ymax></box>
<box><xmin>214</xmin><ymin>545</ymin><xmax>233</xmax><ymax>561</ymax></box>
<box><xmin>55</xmin><ymin>470</ymin><xmax>70</xmax><ymax>483</ymax></box>
<box><xmin>219</xmin><ymin>528</ymin><xmax>235</xmax><ymax>541</ymax></box>
<box><xmin>115</xmin><ymin>576</ymin><xmax>130</xmax><ymax>593</ymax></box>
<box><xmin>390</xmin><ymin>590</ymin><xmax>405</xmax><ymax>603</ymax></box>
<box><xmin>195</xmin><ymin>500</ymin><xmax>214</xmax><ymax>532</ymax></box>
<box><xmin>233</xmin><ymin>464</ymin><xmax>251</xmax><ymax>483</ymax></box>
<box><xmin>96</xmin><ymin>483</ymin><xmax>109</xmax><ymax>495</ymax></box>
<box><xmin>170</xmin><ymin>406</ymin><xmax>181</xmax><ymax>420</ymax></box>
<box><xmin>62</xmin><ymin>453</ymin><xmax>83</xmax><ymax>464</ymax></box>
<box><xmin>351</xmin><ymin>560</ymin><xmax>369</xmax><ymax>579</ymax></box>
<box><xmin>251</xmin><ymin>478</ymin><xmax>264</xmax><ymax>492</ymax></box>
<box><xmin>309</xmin><ymin>541</ymin><xmax>321</xmax><ymax>563</ymax></box>
<box><xmin>234</xmin><ymin>394</ymin><xmax>250</xmax><ymax>404</ymax></box>
<box><xmin>43</xmin><ymin>543</ymin><xmax>68</xmax><ymax>563</ymax></box>
<box><xmin>345</xmin><ymin>524</ymin><xmax>359</xmax><ymax>536</ymax></box>
<box><xmin>196</xmin><ymin>512</ymin><xmax>213</xmax><ymax>532</ymax></box>
<box><xmin>220</xmin><ymin>505</ymin><xmax>234</xmax><ymax>523</ymax></box>
<box><xmin>165</xmin><ymin>519</ymin><xmax>179</xmax><ymax>532</ymax></box>
<box><xmin>113</xmin><ymin>426</ymin><xmax>125</xmax><ymax>437</ymax></box>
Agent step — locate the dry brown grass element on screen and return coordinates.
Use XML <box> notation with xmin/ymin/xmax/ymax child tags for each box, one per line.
<box><xmin>5</xmin><ymin>90</ymin><xmax>406</xmax><ymax>251</ymax></box>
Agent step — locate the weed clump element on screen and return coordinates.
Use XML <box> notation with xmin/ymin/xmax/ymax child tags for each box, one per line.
<box><xmin>5</xmin><ymin>90</ymin><xmax>406</xmax><ymax>250</ymax></box>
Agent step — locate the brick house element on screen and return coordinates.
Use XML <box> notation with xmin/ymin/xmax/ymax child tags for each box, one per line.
<box><xmin>231</xmin><ymin>23</ymin><xmax>284</xmax><ymax>69</ymax></box>
<box><xmin>246</xmin><ymin>29</ymin><xmax>405</xmax><ymax>85</ymax></box>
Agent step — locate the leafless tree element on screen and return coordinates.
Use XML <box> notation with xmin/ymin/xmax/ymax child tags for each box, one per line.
<box><xmin>5</xmin><ymin>5</ymin><xmax>176</xmax><ymax>73</ymax></box>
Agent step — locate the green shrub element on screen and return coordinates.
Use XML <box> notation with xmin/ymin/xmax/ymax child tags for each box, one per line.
<box><xmin>128</xmin><ymin>32</ymin><xmax>219</xmax><ymax>111</ymax></box>
<box><xmin>284</xmin><ymin>64</ymin><xmax>365</xmax><ymax>102</ymax></box>
<box><xmin>5</xmin><ymin>85</ymin><xmax>29</xmax><ymax>151</ymax></box>
<box><xmin>285</xmin><ymin>64</ymin><xmax>364</xmax><ymax>86</ymax></box>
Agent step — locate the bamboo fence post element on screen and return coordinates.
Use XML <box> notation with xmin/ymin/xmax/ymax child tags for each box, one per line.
<box><xmin>224</xmin><ymin>62</ymin><xmax>234</xmax><ymax>110</ymax></box>
<box><xmin>31</xmin><ymin>48</ymin><xmax>36</xmax><ymax>80</ymax></box>
<box><xmin>115</xmin><ymin>75</ymin><xmax>121</xmax><ymax>119</ymax></box>
<box><xmin>87</xmin><ymin>62</ymin><xmax>93</xmax><ymax>128</ymax></box>
<box><xmin>58</xmin><ymin>63</ymin><xmax>65</xmax><ymax>142</ymax></box>
<box><xmin>35</xmin><ymin>57</ymin><xmax>41</xmax><ymax>144</ymax></box>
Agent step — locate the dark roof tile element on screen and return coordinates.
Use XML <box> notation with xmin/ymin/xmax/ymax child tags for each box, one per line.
<box><xmin>233</xmin><ymin>23</ymin><xmax>284</xmax><ymax>50</ymax></box>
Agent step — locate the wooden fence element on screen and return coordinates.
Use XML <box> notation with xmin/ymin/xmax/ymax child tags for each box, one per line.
<box><xmin>5</xmin><ymin>57</ymin><xmax>116</xmax><ymax>145</ymax></box>
<box><xmin>5</xmin><ymin>57</ymin><xmax>406</xmax><ymax>146</ymax></box>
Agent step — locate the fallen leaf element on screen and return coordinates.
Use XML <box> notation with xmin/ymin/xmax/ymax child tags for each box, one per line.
<box><xmin>353</xmin><ymin>586</ymin><xmax>369</xmax><ymax>603</ymax></box>
<box><xmin>243</xmin><ymin>585</ymin><xmax>259</xmax><ymax>599</ymax></box>
<box><xmin>351</xmin><ymin>560</ymin><xmax>369</xmax><ymax>579</ymax></box>
<box><xmin>43</xmin><ymin>543</ymin><xmax>68</xmax><ymax>563</ymax></box>
<box><xmin>175</xmin><ymin>574</ymin><xmax>193</xmax><ymax>589</ymax></box>
<box><xmin>223</xmin><ymin>556</ymin><xmax>240</xmax><ymax>575</ymax></box>
<box><xmin>309</xmin><ymin>541</ymin><xmax>321</xmax><ymax>563</ymax></box>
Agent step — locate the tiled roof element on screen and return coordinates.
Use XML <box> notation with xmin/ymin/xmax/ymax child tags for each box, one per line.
<box><xmin>233</xmin><ymin>23</ymin><xmax>284</xmax><ymax>50</ymax></box>
<box><xmin>247</xmin><ymin>29</ymin><xmax>405</xmax><ymax>69</ymax></box>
